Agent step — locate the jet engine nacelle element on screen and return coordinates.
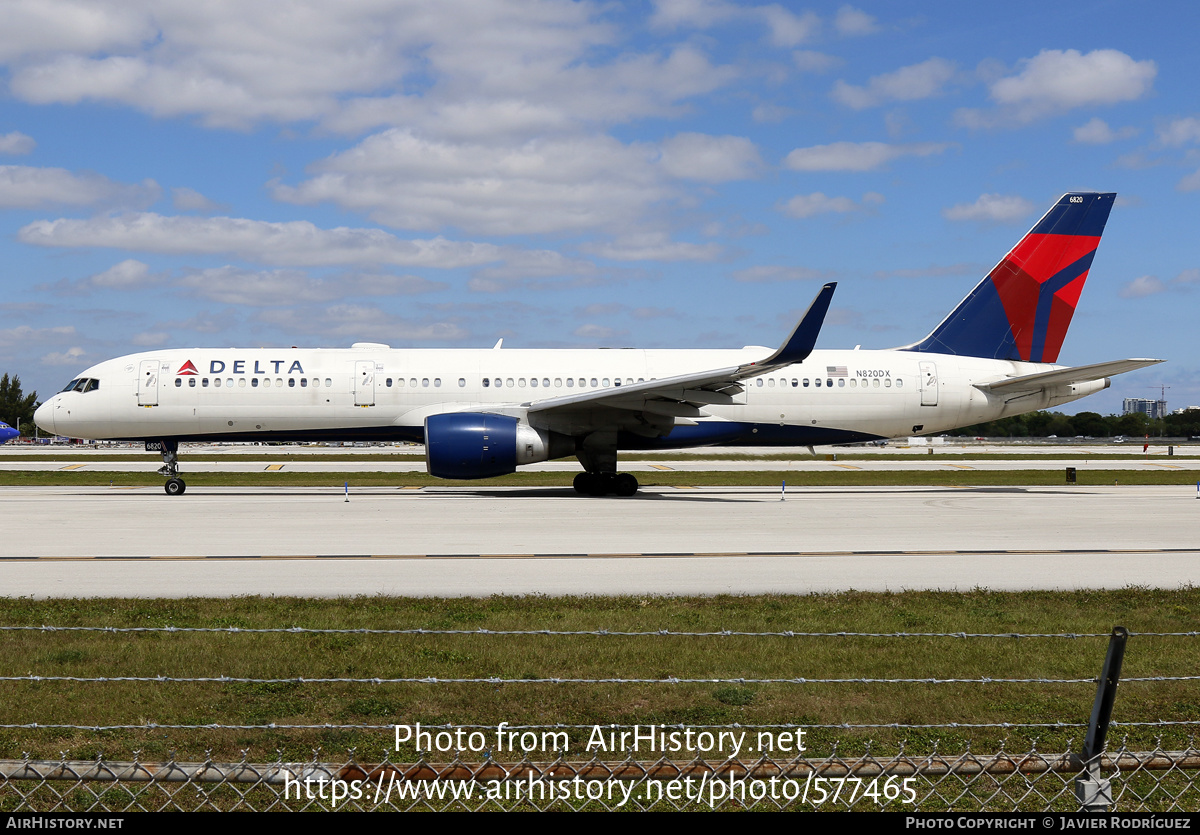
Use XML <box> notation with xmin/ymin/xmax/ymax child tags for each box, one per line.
<box><xmin>424</xmin><ymin>412</ymin><xmax>574</xmax><ymax>479</ymax></box>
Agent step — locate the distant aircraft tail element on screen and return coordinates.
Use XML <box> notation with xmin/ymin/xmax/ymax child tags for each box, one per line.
<box><xmin>903</xmin><ymin>192</ymin><xmax>1115</xmax><ymax>363</ymax></box>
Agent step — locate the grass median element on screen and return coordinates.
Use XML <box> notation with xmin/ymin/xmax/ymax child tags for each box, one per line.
<box><xmin>0</xmin><ymin>590</ymin><xmax>1197</xmax><ymax>763</ymax></box>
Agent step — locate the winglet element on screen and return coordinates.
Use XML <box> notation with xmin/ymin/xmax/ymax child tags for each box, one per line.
<box><xmin>744</xmin><ymin>282</ymin><xmax>836</xmax><ymax>370</ymax></box>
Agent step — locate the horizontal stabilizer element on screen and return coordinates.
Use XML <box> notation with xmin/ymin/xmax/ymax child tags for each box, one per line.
<box><xmin>975</xmin><ymin>358</ymin><xmax>1163</xmax><ymax>394</ymax></box>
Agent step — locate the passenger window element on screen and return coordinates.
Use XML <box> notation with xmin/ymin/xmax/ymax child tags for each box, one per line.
<box><xmin>566</xmin><ymin>379</ymin><xmax>574</xmax><ymax>388</ymax></box>
<box><xmin>189</xmin><ymin>378</ymin><xmax>197</xmax><ymax>387</ymax></box>
<box><xmin>519</xmin><ymin>378</ymin><xmax>526</xmax><ymax>387</ymax></box>
<box><xmin>459</xmin><ymin>378</ymin><xmax>466</xmax><ymax>387</ymax></box>
<box><xmin>397</xmin><ymin>377</ymin><xmax>405</xmax><ymax>387</ymax></box>
<box><xmin>590</xmin><ymin>378</ymin><xmax>598</xmax><ymax>387</ymax></box>
<box><xmin>263</xmin><ymin>378</ymin><xmax>271</xmax><ymax>388</ymax></box>
<box><xmin>506</xmin><ymin>378</ymin><xmax>514</xmax><ymax>387</ymax></box>
<box><xmin>555</xmin><ymin>378</ymin><xmax>562</xmax><ymax>387</ymax></box>
<box><xmin>215</xmin><ymin>378</ymin><xmax>222</xmax><ymax>388</ymax></box>
<box><xmin>325</xmin><ymin>378</ymin><xmax>332</xmax><ymax>387</ymax></box>
<box><xmin>884</xmin><ymin>378</ymin><xmax>892</xmax><ymax>387</ymax></box>
<box><xmin>313</xmin><ymin>378</ymin><xmax>320</xmax><ymax>388</ymax></box>
<box><xmin>289</xmin><ymin>378</ymin><xmax>296</xmax><ymax>388</ymax></box>
<box><xmin>495</xmin><ymin>378</ymin><xmax>503</xmax><ymax>388</ymax></box>
<box><xmin>483</xmin><ymin>378</ymin><xmax>490</xmax><ymax>387</ymax></box>
<box><xmin>873</xmin><ymin>379</ymin><xmax>880</xmax><ymax>388</ymax></box>
<box><xmin>276</xmin><ymin>378</ymin><xmax>282</xmax><ymax>387</ymax></box>
<box><xmin>579</xmin><ymin>378</ymin><xmax>586</xmax><ymax>388</ymax></box>
<box><xmin>896</xmin><ymin>379</ymin><xmax>904</xmax><ymax>388</ymax></box>
<box><xmin>849</xmin><ymin>379</ymin><xmax>856</xmax><ymax>388</ymax></box>
<box><xmin>544</xmin><ymin>378</ymin><xmax>551</xmax><ymax>387</ymax></box>
<box><xmin>602</xmin><ymin>378</ymin><xmax>609</xmax><ymax>387</ymax></box>
<box><xmin>530</xmin><ymin>378</ymin><xmax>538</xmax><ymax>387</ymax></box>
<box><xmin>826</xmin><ymin>378</ymin><xmax>833</xmax><ymax>387</ymax></box>
<box><xmin>434</xmin><ymin>378</ymin><xmax>441</xmax><ymax>387</ymax></box>
<box><xmin>755</xmin><ymin>378</ymin><xmax>763</xmax><ymax>387</ymax></box>
<box><xmin>422</xmin><ymin>378</ymin><xmax>430</xmax><ymax>387</ymax></box>
<box><xmin>792</xmin><ymin>379</ymin><xmax>798</xmax><ymax>387</ymax></box>
<box><xmin>300</xmin><ymin>378</ymin><xmax>307</xmax><ymax>387</ymax></box>
<box><xmin>768</xmin><ymin>379</ymin><xmax>775</xmax><ymax>387</ymax></box>
<box><xmin>175</xmin><ymin>378</ymin><xmax>182</xmax><ymax>387</ymax></box>
<box><xmin>410</xmin><ymin>378</ymin><xmax>417</xmax><ymax>387</ymax></box>
<box><xmin>227</xmin><ymin>378</ymin><xmax>234</xmax><ymax>387</ymax></box>
<box><xmin>386</xmin><ymin>378</ymin><xmax>392</xmax><ymax>387</ymax></box>
<box><xmin>202</xmin><ymin>378</ymin><xmax>209</xmax><ymax>388</ymax></box>
<box><xmin>251</xmin><ymin>378</ymin><xmax>259</xmax><ymax>388</ymax></box>
<box><xmin>803</xmin><ymin>378</ymin><xmax>809</xmax><ymax>387</ymax></box>
<box><xmin>238</xmin><ymin>378</ymin><xmax>246</xmax><ymax>387</ymax></box>
<box><xmin>838</xmin><ymin>378</ymin><xmax>845</xmax><ymax>387</ymax></box>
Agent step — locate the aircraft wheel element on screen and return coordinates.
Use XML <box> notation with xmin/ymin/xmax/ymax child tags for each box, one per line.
<box><xmin>573</xmin><ymin>472</ymin><xmax>592</xmax><ymax>495</ymax></box>
<box><xmin>615</xmin><ymin>473</ymin><xmax>638</xmax><ymax>496</ymax></box>
<box><xmin>164</xmin><ymin>478</ymin><xmax>186</xmax><ymax>496</ymax></box>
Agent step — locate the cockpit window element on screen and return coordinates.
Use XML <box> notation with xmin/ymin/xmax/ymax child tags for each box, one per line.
<box><xmin>62</xmin><ymin>377</ymin><xmax>100</xmax><ymax>393</ymax></box>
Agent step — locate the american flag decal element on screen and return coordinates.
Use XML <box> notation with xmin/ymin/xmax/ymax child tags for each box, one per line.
<box><xmin>827</xmin><ymin>366</ymin><xmax>847</xmax><ymax>377</ymax></box>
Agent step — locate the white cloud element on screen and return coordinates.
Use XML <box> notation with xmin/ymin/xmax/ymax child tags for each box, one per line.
<box><xmin>171</xmin><ymin>186</ymin><xmax>225</xmax><ymax>212</ymax></box>
<box><xmin>651</xmin><ymin>1</ymin><xmax>819</xmax><ymax>46</ymax></box>
<box><xmin>0</xmin><ymin>325</ymin><xmax>76</xmax><ymax>347</ymax></box>
<box><xmin>4</xmin><ymin>2</ymin><xmax>738</xmax><ymax>136</ymax></box>
<box><xmin>41</xmin><ymin>346</ymin><xmax>87</xmax><ymax>366</ymax></box>
<box><xmin>18</xmin><ymin>213</ymin><xmax>508</xmax><ymax>269</ymax></box>
<box><xmin>942</xmin><ymin>193</ymin><xmax>1036</xmax><ymax>224</ymax></box>
<box><xmin>176</xmin><ymin>267</ymin><xmax>445</xmax><ymax>306</ymax></box>
<box><xmin>956</xmin><ymin>49</ymin><xmax>1156</xmax><ymax>128</ymax></box>
<box><xmin>0</xmin><ymin>165</ymin><xmax>160</xmax><ymax>208</ymax></box>
<box><xmin>784</xmin><ymin>141</ymin><xmax>952</xmax><ymax>172</ymax></box>
<box><xmin>833</xmin><ymin>5</ymin><xmax>880</xmax><ymax>36</ymax></box>
<box><xmin>257</xmin><ymin>305</ymin><xmax>469</xmax><ymax>343</ymax></box>
<box><xmin>1119</xmin><ymin>270</ymin><xmax>1200</xmax><ymax>298</ymax></box>
<box><xmin>1179</xmin><ymin>169</ymin><xmax>1200</xmax><ymax>192</ymax></box>
<box><xmin>131</xmin><ymin>331</ymin><xmax>170</xmax><ymax>347</ymax></box>
<box><xmin>658</xmin><ymin>133</ymin><xmax>762</xmax><ymax>182</ymax></box>
<box><xmin>573</xmin><ymin>323</ymin><xmax>627</xmax><ymax>340</ymax></box>
<box><xmin>732</xmin><ymin>265</ymin><xmax>831</xmax><ymax>283</ymax></box>
<box><xmin>1119</xmin><ymin>275</ymin><xmax>1166</xmax><ymax>298</ymax></box>
<box><xmin>779</xmin><ymin>191</ymin><xmax>882</xmax><ymax>219</ymax></box>
<box><xmin>0</xmin><ymin>132</ymin><xmax>36</xmax><ymax>155</ymax></box>
<box><xmin>1073</xmin><ymin>117</ymin><xmax>1138</xmax><ymax>144</ymax></box>
<box><xmin>791</xmin><ymin>50</ymin><xmax>840</xmax><ymax>74</ymax></box>
<box><xmin>272</xmin><ymin>130</ymin><xmax>674</xmax><ymax>236</ymax></box>
<box><xmin>581</xmin><ymin>232</ymin><xmax>723</xmax><ymax>262</ymax></box>
<box><xmin>90</xmin><ymin>259</ymin><xmax>155</xmax><ymax>289</ymax></box>
<box><xmin>1158</xmin><ymin>117</ymin><xmax>1200</xmax><ymax>148</ymax></box>
<box><xmin>831</xmin><ymin>58</ymin><xmax>956</xmax><ymax>110</ymax></box>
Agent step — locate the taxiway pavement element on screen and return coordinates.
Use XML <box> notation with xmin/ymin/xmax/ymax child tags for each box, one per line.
<box><xmin>2</xmin><ymin>484</ymin><xmax>1196</xmax><ymax>597</ymax></box>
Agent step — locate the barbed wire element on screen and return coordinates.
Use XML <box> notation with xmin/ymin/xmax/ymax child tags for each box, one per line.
<box><xmin>6</xmin><ymin>720</ymin><xmax>1200</xmax><ymax>732</ymax></box>
<box><xmin>8</xmin><ymin>625</ymin><xmax>1197</xmax><ymax>637</ymax></box>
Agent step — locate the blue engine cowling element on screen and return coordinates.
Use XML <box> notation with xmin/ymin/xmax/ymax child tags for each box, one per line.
<box><xmin>424</xmin><ymin>412</ymin><xmax>520</xmax><ymax>479</ymax></box>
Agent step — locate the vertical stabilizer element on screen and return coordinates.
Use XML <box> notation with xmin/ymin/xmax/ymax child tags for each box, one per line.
<box><xmin>903</xmin><ymin>192</ymin><xmax>1115</xmax><ymax>363</ymax></box>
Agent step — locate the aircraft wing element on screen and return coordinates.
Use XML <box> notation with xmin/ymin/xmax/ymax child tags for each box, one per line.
<box><xmin>525</xmin><ymin>283</ymin><xmax>836</xmax><ymax>420</ymax></box>
<box><xmin>975</xmin><ymin>358</ymin><xmax>1164</xmax><ymax>395</ymax></box>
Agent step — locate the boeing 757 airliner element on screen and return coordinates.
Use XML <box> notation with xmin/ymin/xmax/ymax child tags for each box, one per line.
<box><xmin>34</xmin><ymin>192</ymin><xmax>1161</xmax><ymax>496</ymax></box>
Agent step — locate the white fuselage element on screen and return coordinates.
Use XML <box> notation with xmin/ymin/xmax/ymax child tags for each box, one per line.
<box><xmin>35</xmin><ymin>345</ymin><xmax>1106</xmax><ymax>449</ymax></box>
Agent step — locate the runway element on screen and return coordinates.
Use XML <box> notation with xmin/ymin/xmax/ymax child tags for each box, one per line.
<box><xmin>3</xmin><ymin>484</ymin><xmax>1197</xmax><ymax>597</ymax></box>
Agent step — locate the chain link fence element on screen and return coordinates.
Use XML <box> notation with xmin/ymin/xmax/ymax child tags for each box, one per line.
<box><xmin>3</xmin><ymin>744</ymin><xmax>1199</xmax><ymax>811</ymax></box>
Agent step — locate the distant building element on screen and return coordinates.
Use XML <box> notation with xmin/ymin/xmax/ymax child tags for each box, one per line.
<box><xmin>1172</xmin><ymin>406</ymin><xmax>1200</xmax><ymax>415</ymax></box>
<box><xmin>1124</xmin><ymin>398</ymin><xmax>1167</xmax><ymax>419</ymax></box>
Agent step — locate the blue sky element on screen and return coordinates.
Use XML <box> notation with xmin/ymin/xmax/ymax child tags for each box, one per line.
<box><xmin>1</xmin><ymin>1</ymin><xmax>1196</xmax><ymax>415</ymax></box>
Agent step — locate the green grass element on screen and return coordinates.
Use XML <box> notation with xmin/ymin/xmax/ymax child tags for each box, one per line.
<box><xmin>0</xmin><ymin>590</ymin><xmax>1197</xmax><ymax>762</ymax></box>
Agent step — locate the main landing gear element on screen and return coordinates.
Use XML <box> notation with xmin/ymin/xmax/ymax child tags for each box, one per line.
<box><xmin>573</xmin><ymin>471</ymin><xmax>638</xmax><ymax>497</ymax></box>
<box><xmin>155</xmin><ymin>440</ymin><xmax>186</xmax><ymax>496</ymax></box>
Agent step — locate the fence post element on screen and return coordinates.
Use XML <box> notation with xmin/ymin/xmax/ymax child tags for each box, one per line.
<box><xmin>1075</xmin><ymin>625</ymin><xmax>1128</xmax><ymax>811</ymax></box>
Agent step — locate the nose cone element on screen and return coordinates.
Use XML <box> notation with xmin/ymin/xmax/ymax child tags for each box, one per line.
<box><xmin>34</xmin><ymin>400</ymin><xmax>55</xmax><ymax>435</ymax></box>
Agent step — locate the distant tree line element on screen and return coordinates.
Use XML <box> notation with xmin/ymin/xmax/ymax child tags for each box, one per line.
<box><xmin>1</xmin><ymin>374</ymin><xmax>39</xmax><ymax>434</ymax></box>
<box><xmin>945</xmin><ymin>409</ymin><xmax>1200</xmax><ymax>439</ymax></box>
